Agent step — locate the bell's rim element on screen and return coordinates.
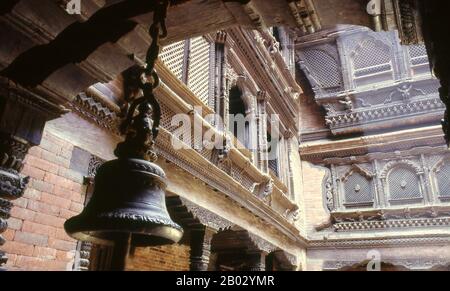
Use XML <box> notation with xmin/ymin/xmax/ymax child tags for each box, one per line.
<box><xmin>64</xmin><ymin>212</ymin><xmax>183</xmax><ymax>246</ymax></box>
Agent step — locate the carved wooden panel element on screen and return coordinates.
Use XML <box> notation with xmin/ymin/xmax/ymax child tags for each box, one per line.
<box><xmin>350</xmin><ymin>35</ymin><xmax>394</xmax><ymax>87</ymax></box>
<box><xmin>387</xmin><ymin>166</ymin><xmax>423</xmax><ymax>204</ymax></box>
<box><xmin>407</xmin><ymin>44</ymin><xmax>430</xmax><ymax>77</ymax></box>
<box><xmin>301</xmin><ymin>45</ymin><xmax>343</xmax><ymax>93</ymax></box>
<box><xmin>432</xmin><ymin>158</ymin><xmax>450</xmax><ymax>201</ymax></box>
<box><xmin>343</xmin><ymin>173</ymin><xmax>375</xmax><ymax>207</ymax></box>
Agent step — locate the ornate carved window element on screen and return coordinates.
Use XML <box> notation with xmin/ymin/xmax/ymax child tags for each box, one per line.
<box><xmin>341</xmin><ymin>167</ymin><xmax>375</xmax><ymax>208</ymax></box>
<box><xmin>160</xmin><ymin>40</ymin><xmax>186</xmax><ymax>81</ymax></box>
<box><xmin>187</xmin><ymin>37</ymin><xmax>212</xmax><ymax>106</ymax></box>
<box><xmin>387</xmin><ymin>166</ymin><xmax>423</xmax><ymax>205</ymax></box>
<box><xmin>302</xmin><ymin>48</ymin><xmax>343</xmax><ymax>93</ymax></box>
<box><xmin>407</xmin><ymin>44</ymin><xmax>430</xmax><ymax>77</ymax></box>
<box><xmin>433</xmin><ymin>159</ymin><xmax>450</xmax><ymax>202</ymax></box>
<box><xmin>351</xmin><ymin>37</ymin><xmax>393</xmax><ymax>87</ymax></box>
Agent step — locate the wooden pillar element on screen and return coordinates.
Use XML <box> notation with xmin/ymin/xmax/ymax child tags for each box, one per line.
<box><xmin>189</xmin><ymin>227</ymin><xmax>215</xmax><ymax>271</ymax></box>
<box><xmin>212</xmin><ymin>31</ymin><xmax>228</xmax><ymax>130</ymax></box>
<box><xmin>246</xmin><ymin>251</ymin><xmax>267</xmax><ymax>271</ymax></box>
<box><xmin>256</xmin><ymin>91</ymin><xmax>270</xmax><ymax>174</ymax></box>
<box><xmin>0</xmin><ymin>78</ymin><xmax>63</xmax><ymax>269</ymax></box>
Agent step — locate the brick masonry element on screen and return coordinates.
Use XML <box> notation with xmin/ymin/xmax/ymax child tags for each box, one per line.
<box><xmin>126</xmin><ymin>244</ymin><xmax>190</xmax><ymax>271</ymax></box>
<box><xmin>3</xmin><ymin>129</ymin><xmax>86</xmax><ymax>271</ymax></box>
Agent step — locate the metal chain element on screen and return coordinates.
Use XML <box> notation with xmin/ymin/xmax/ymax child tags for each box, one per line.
<box><xmin>115</xmin><ymin>0</ymin><xmax>170</xmax><ymax>161</ymax></box>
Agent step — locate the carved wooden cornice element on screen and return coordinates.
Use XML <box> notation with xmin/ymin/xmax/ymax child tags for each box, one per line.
<box><xmin>325</xmin><ymin>98</ymin><xmax>444</xmax><ymax>135</ymax></box>
<box><xmin>309</xmin><ymin>233</ymin><xmax>450</xmax><ymax>250</ymax></box>
<box><xmin>324</xmin><ymin>205</ymin><xmax>450</xmax><ymax>233</ymax></box>
<box><xmin>300</xmin><ymin>126</ymin><xmax>446</xmax><ymax>164</ymax></box>
<box><xmin>323</xmin><ymin>258</ymin><xmax>449</xmax><ymax>271</ymax></box>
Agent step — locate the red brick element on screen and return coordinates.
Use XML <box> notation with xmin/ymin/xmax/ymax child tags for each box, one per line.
<box><xmin>40</xmin><ymin>192</ymin><xmax>72</xmax><ymax>209</ymax></box>
<box><xmin>56</xmin><ymin>250</ymin><xmax>75</xmax><ymax>262</ymax></box>
<box><xmin>48</xmin><ymin>238</ymin><xmax>77</xmax><ymax>252</ymax></box>
<box><xmin>46</xmin><ymin>260</ymin><xmax>72</xmax><ymax>271</ymax></box>
<box><xmin>21</xmin><ymin>165</ymin><xmax>46</xmax><ymax>180</ymax></box>
<box><xmin>3</xmin><ymin>229</ymin><xmax>15</xmax><ymax>241</ymax></box>
<box><xmin>44</xmin><ymin>172</ymin><xmax>72</xmax><ymax>189</ymax></box>
<box><xmin>55</xmin><ymin>228</ymin><xmax>74</xmax><ymax>242</ymax></box>
<box><xmin>31</xmin><ymin>179</ymin><xmax>54</xmax><ymax>193</ymax></box>
<box><xmin>25</xmin><ymin>155</ymin><xmax>59</xmax><ymax>174</ymax></box>
<box><xmin>43</xmin><ymin>132</ymin><xmax>68</xmax><ymax>148</ymax></box>
<box><xmin>69</xmin><ymin>202</ymin><xmax>84</xmax><ymax>213</ymax></box>
<box><xmin>22</xmin><ymin>221</ymin><xmax>57</xmax><ymax>237</ymax></box>
<box><xmin>27</xmin><ymin>200</ymin><xmax>61</xmax><ymax>216</ymax></box>
<box><xmin>13</xmin><ymin>197</ymin><xmax>28</xmax><ymax>209</ymax></box>
<box><xmin>58</xmin><ymin>168</ymin><xmax>84</xmax><ymax>184</ymax></box>
<box><xmin>42</xmin><ymin>149</ymin><xmax>71</xmax><ymax>168</ymax></box>
<box><xmin>5</xmin><ymin>254</ymin><xmax>18</xmax><ymax>266</ymax></box>
<box><xmin>28</xmin><ymin>146</ymin><xmax>43</xmax><ymax>158</ymax></box>
<box><xmin>7</xmin><ymin>218</ymin><xmax>23</xmax><ymax>230</ymax></box>
<box><xmin>71</xmin><ymin>183</ymin><xmax>85</xmax><ymax>193</ymax></box>
<box><xmin>59</xmin><ymin>148</ymin><xmax>73</xmax><ymax>160</ymax></box>
<box><xmin>11</xmin><ymin>207</ymin><xmax>36</xmax><ymax>221</ymax></box>
<box><xmin>70</xmin><ymin>191</ymin><xmax>84</xmax><ymax>204</ymax></box>
<box><xmin>39</xmin><ymin>139</ymin><xmax>62</xmax><ymax>156</ymax></box>
<box><xmin>59</xmin><ymin>208</ymin><xmax>78</xmax><ymax>219</ymax></box>
<box><xmin>53</xmin><ymin>185</ymin><xmax>74</xmax><ymax>200</ymax></box>
<box><xmin>34</xmin><ymin>213</ymin><xmax>65</xmax><ymax>228</ymax></box>
<box><xmin>15</xmin><ymin>255</ymin><xmax>45</xmax><ymax>270</ymax></box>
<box><xmin>23</xmin><ymin>188</ymin><xmax>41</xmax><ymax>200</ymax></box>
<box><xmin>33</xmin><ymin>246</ymin><xmax>56</xmax><ymax>260</ymax></box>
<box><xmin>14</xmin><ymin>231</ymin><xmax>48</xmax><ymax>247</ymax></box>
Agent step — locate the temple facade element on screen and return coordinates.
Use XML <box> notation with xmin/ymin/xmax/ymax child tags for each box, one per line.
<box><xmin>0</xmin><ymin>0</ymin><xmax>449</xmax><ymax>271</ymax></box>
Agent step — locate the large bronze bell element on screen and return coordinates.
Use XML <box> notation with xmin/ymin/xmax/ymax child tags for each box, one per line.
<box><xmin>65</xmin><ymin>0</ymin><xmax>182</xmax><ymax>250</ymax></box>
<box><xmin>64</xmin><ymin>157</ymin><xmax>183</xmax><ymax>246</ymax></box>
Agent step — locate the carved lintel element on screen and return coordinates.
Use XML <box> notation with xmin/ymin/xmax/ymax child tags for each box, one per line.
<box><xmin>247</xmin><ymin>232</ymin><xmax>277</xmax><ymax>254</ymax></box>
<box><xmin>180</xmin><ymin>197</ymin><xmax>233</xmax><ymax>232</ymax></box>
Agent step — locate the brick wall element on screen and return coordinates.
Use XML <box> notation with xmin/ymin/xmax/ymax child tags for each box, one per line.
<box><xmin>126</xmin><ymin>244</ymin><xmax>190</xmax><ymax>271</ymax></box>
<box><xmin>301</xmin><ymin>161</ymin><xmax>329</xmax><ymax>236</ymax></box>
<box><xmin>299</xmin><ymin>94</ymin><xmax>327</xmax><ymax>134</ymax></box>
<box><xmin>3</xmin><ymin>130</ymin><xmax>85</xmax><ymax>271</ymax></box>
